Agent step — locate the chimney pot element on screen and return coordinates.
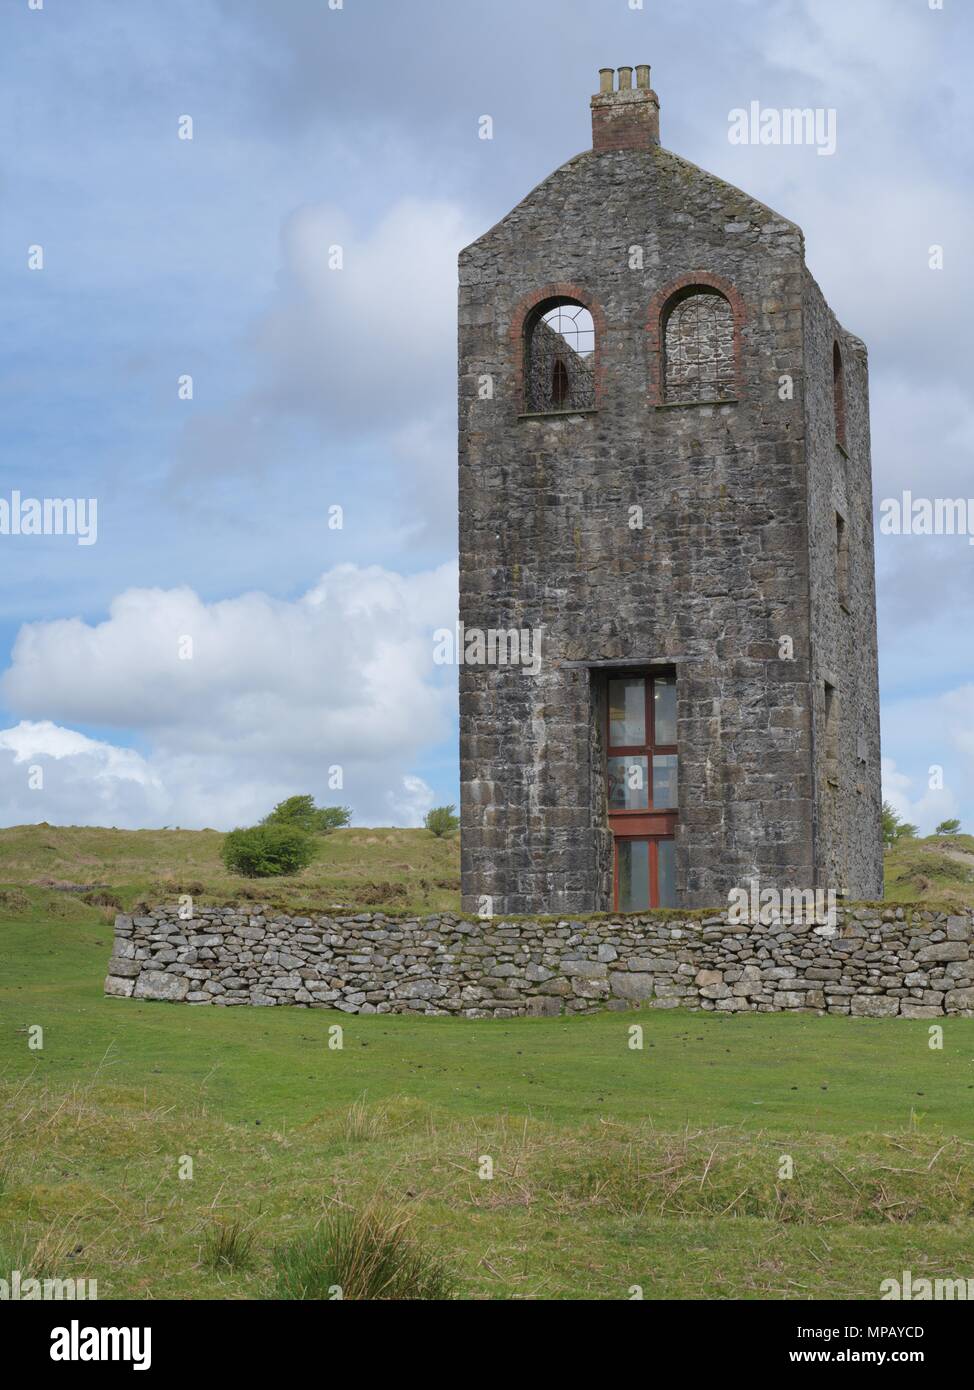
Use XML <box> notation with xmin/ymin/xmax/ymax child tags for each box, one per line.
<box><xmin>591</xmin><ymin>63</ymin><xmax>661</xmax><ymax>152</ymax></box>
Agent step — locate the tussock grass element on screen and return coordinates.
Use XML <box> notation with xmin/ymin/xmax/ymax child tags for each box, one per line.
<box><xmin>454</xmin><ymin>1121</ymin><xmax>974</xmax><ymax>1226</ymax></box>
<box><xmin>340</xmin><ymin>1095</ymin><xmax>391</xmax><ymax>1144</ymax></box>
<box><xmin>0</xmin><ymin>1217</ymin><xmax>90</xmax><ymax>1283</ymax></box>
<box><xmin>204</xmin><ymin>1220</ymin><xmax>257</xmax><ymax>1272</ymax></box>
<box><xmin>272</xmin><ymin>1205</ymin><xmax>457</xmax><ymax>1301</ymax></box>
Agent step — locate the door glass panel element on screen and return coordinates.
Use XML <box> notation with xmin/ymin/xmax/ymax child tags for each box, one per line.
<box><xmin>608</xmin><ymin>755</ymin><xmax>649</xmax><ymax>810</ymax></box>
<box><xmin>654</xmin><ymin>676</ymin><xmax>677</xmax><ymax>745</ymax></box>
<box><xmin>657</xmin><ymin>838</ymin><xmax>676</xmax><ymax>908</ymax></box>
<box><xmin>608</xmin><ymin>678</ymin><xmax>646</xmax><ymax>746</ymax></box>
<box><xmin>618</xmin><ymin>839</ymin><xmax>649</xmax><ymax>911</ymax></box>
<box><xmin>652</xmin><ymin>753</ymin><xmax>678</xmax><ymax>809</ymax></box>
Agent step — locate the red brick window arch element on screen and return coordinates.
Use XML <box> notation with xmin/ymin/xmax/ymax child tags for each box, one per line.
<box><xmin>646</xmin><ymin>272</ymin><xmax>746</xmax><ymax>406</ymax></box>
<box><xmin>832</xmin><ymin>340</ymin><xmax>847</xmax><ymax>450</ymax></box>
<box><xmin>511</xmin><ymin>283</ymin><xmax>605</xmax><ymax>415</ymax></box>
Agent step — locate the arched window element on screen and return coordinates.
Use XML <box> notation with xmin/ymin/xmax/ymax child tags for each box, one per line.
<box><xmin>525</xmin><ymin>299</ymin><xmax>596</xmax><ymax>413</ymax></box>
<box><xmin>832</xmin><ymin>341</ymin><xmax>847</xmax><ymax>450</ymax></box>
<box><xmin>663</xmin><ymin>288</ymin><xmax>735</xmax><ymax>403</ymax></box>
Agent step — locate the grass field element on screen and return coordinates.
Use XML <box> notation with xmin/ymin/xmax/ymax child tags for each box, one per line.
<box><xmin>0</xmin><ymin>822</ymin><xmax>461</xmax><ymax>917</ymax></box>
<box><xmin>2</xmin><ymin>824</ymin><xmax>974</xmax><ymax>1299</ymax></box>
<box><xmin>2</xmin><ymin>819</ymin><xmax>972</xmax><ymax>916</ymax></box>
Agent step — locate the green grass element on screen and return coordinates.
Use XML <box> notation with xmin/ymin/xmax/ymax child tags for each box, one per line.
<box><xmin>884</xmin><ymin>832</ymin><xmax>974</xmax><ymax>908</ymax></box>
<box><xmin>1</xmin><ymin>821</ymin><xmax>972</xmax><ymax>917</ymax></box>
<box><xmin>272</xmin><ymin>1206</ymin><xmax>458</xmax><ymax>1300</ymax></box>
<box><xmin>1</xmin><ymin>826</ymin><xmax>974</xmax><ymax>1299</ymax></box>
<box><xmin>0</xmin><ymin>822</ymin><xmax>460</xmax><ymax>916</ymax></box>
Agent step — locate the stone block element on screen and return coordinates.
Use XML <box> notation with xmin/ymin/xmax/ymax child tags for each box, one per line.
<box><xmin>104</xmin><ymin>975</ymin><xmax>135</xmax><ymax>998</ymax></box>
<box><xmin>133</xmin><ymin>971</ymin><xmax>188</xmax><ymax>1002</ymax></box>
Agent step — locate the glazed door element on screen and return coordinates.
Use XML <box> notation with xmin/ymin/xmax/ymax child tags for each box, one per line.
<box><xmin>606</xmin><ymin>673</ymin><xmax>678</xmax><ymax>909</ymax></box>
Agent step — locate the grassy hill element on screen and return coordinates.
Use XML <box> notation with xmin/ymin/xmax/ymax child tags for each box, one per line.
<box><xmin>883</xmin><ymin>832</ymin><xmax>974</xmax><ymax>907</ymax></box>
<box><xmin>0</xmin><ymin>822</ymin><xmax>461</xmax><ymax>917</ymax></box>
<box><xmin>1</xmin><ymin>822</ymin><xmax>973</xmax><ymax>1300</ymax></box>
<box><xmin>1</xmin><ymin>821</ymin><xmax>972</xmax><ymax>917</ymax></box>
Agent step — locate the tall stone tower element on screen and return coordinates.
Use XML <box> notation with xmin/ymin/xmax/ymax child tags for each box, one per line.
<box><xmin>457</xmin><ymin>66</ymin><xmax>883</xmax><ymax>916</ymax></box>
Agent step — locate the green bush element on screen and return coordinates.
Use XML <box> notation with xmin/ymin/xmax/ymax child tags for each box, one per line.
<box><xmin>221</xmin><ymin>823</ymin><xmax>317</xmax><ymax>878</ymax></box>
<box><xmin>271</xmin><ymin>1206</ymin><xmax>456</xmax><ymax>1301</ymax></box>
<box><xmin>881</xmin><ymin>801</ymin><xmax>918</xmax><ymax>850</ymax></box>
<box><xmin>424</xmin><ymin>805</ymin><xmax>459</xmax><ymax>838</ymax></box>
<box><xmin>935</xmin><ymin>818</ymin><xmax>962</xmax><ymax>837</ymax></box>
<box><xmin>261</xmin><ymin>794</ymin><xmax>351</xmax><ymax>834</ymax></box>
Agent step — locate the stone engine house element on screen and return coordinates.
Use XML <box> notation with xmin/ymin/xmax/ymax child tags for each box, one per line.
<box><xmin>458</xmin><ymin>66</ymin><xmax>883</xmax><ymax>916</ymax></box>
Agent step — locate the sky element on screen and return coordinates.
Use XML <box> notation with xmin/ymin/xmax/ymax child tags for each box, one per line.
<box><xmin>0</xmin><ymin>0</ymin><xmax>971</xmax><ymax>834</ymax></box>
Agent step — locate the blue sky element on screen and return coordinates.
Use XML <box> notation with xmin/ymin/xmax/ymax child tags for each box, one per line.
<box><xmin>0</xmin><ymin>0</ymin><xmax>971</xmax><ymax>833</ymax></box>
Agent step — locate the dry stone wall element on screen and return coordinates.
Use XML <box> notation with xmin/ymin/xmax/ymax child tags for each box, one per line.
<box><xmin>105</xmin><ymin>904</ymin><xmax>974</xmax><ymax>1019</ymax></box>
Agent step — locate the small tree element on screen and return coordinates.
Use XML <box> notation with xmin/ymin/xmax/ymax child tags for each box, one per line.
<box><xmin>261</xmin><ymin>795</ymin><xmax>351</xmax><ymax>835</ymax></box>
<box><xmin>935</xmin><ymin>818</ymin><xmax>962</xmax><ymax>837</ymax></box>
<box><xmin>882</xmin><ymin>801</ymin><xmax>918</xmax><ymax>850</ymax></box>
<box><xmin>222</xmin><ymin>823</ymin><xmax>318</xmax><ymax>878</ymax></box>
<box><xmin>424</xmin><ymin>805</ymin><xmax>459</xmax><ymax>838</ymax></box>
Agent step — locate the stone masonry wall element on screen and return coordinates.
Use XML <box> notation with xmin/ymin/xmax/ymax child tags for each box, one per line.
<box><xmin>105</xmin><ymin>904</ymin><xmax>974</xmax><ymax>1019</ymax></box>
<box><xmin>459</xmin><ymin>137</ymin><xmax>819</xmax><ymax>916</ymax></box>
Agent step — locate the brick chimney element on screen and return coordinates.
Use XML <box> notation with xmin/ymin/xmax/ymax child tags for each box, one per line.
<box><xmin>591</xmin><ymin>64</ymin><xmax>660</xmax><ymax>153</ymax></box>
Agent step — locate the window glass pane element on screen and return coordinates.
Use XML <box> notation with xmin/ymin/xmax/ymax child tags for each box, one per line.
<box><xmin>618</xmin><ymin>839</ymin><xmax>649</xmax><ymax>912</ymax></box>
<box><xmin>608</xmin><ymin>678</ymin><xmax>645</xmax><ymax>746</ymax></box>
<box><xmin>656</xmin><ymin>838</ymin><xmax>676</xmax><ymax>908</ymax></box>
<box><xmin>652</xmin><ymin>754</ymin><xmax>678</xmax><ymax>809</ymax></box>
<box><xmin>654</xmin><ymin>677</ymin><xmax>677</xmax><ymax>745</ymax></box>
<box><xmin>608</xmin><ymin>755</ymin><xmax>649</xmax><ymax>810</ymax></box>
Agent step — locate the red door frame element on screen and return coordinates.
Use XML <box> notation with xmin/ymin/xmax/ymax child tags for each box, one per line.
<box><xmin>606</xmin><ymin>670</ymin><xmax>677</xmax><ymax>909</ymax></box>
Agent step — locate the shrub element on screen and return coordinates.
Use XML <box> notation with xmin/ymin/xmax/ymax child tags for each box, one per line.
<box><xmin>272</xmin><ymin>1206</ymin><xmax>456</xmax><ymax>1301</ymax></box>
<box><xmin>261</xmin><ymin>794</ymin><xmax>351</xmax><ymax>834</ymax></box>
<box><xmin>882</xmin><ymin>801</ymin><xmax>918</xmax><ymax>850</ymax></box>
<box><xmin>935</xmin><ymin>818</ymin><xmax>962</xmax><ymax>837</ymax></box>
<box><xmin>424</xmin><ymin>805</ymin><xmax>459</xmax><ymax>838</ymax></box>
<box><xmin>221</xmin><ymin>824</ymin><xmax>317</xmax><ymax>878</ymax></box>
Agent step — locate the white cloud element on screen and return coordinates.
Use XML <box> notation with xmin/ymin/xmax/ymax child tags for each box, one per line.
<box><xmin>385</xmin><ymin>774</ymin><xmax>436</xmax><ymax>827</ymax></box>
<box><xmin>0</xmin><ymin>562</ymin><xmax>458</xmax><ymax>830</ymax></box>
<box><xmin>0</xmin><ymin>720</ymin><xmax>168</xmax><ymax>828</ymax></box>
<box><xmin>881</xmin><ymin>683</ymin><xmax>974</xmax><ymax>833</ymax></box>
<box><xmin>755</xmin><ymin>0</ymin><xmax>937</xmax><ymax>92</ymax></box>
<box><xmin>173</xmin><ymin>196</ymin><xmax>476</xmax><ymax>493</ymax></box>
<box><xmin>259</xmin><ymin>194</ymin><xmax>473</xmax><ymax>428</ymax></box>
<box><xmin>881</xmin><ymin>756</ymin><xmax>956</xmax><ymax>833</ymax></box>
